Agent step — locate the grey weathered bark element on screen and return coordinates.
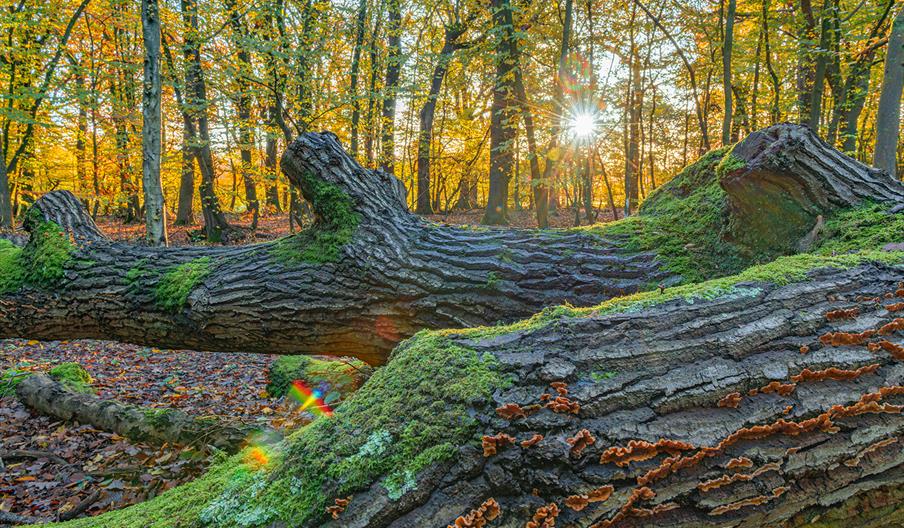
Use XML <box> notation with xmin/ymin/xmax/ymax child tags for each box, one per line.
<box><xmin>2</xmin><ymin>125</ymin><xmax>903</xmax><ymax>367</ymax></box>
<box><xmin>874</xmin><ymin>6</ymin><xmax>903</xmax><ymax>179</ymax></box>
<box><xmin>15</xmin><ymin>374</ymin><xmax>252</xmax><ymax>453</ymax></box>
<box><xmin>141</xmin><ymin>0</ymin><xmax>168</xmax><ymax>246</ymax></box>
<box><xmin>280</xmin><ymin>260</ymin><xmax>904</xmax><ymax>527</ymax></box>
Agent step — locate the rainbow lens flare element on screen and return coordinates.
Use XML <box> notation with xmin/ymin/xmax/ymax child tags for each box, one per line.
<box><xmin>288</xmin><ymin>380</ymin><xmax>334</xmax><ymax>417</ymax></box>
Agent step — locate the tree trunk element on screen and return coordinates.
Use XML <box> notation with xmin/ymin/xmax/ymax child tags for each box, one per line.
<box><xmin>2</xmin><ymin>124</ymin><xmax>902</xmax><ymax>366</ymax></box>
<box><xmin>379</xmin><ymin>0</ymin><xmax>402</xmax><ymax>174</ymax></box>
<box><xmin>348</xmin><ymin>0</ymin><xmax>368</xmax><ymax>157</ymax></box>
<box><xmin>721</xmin><ymin>0</ymin><xmax>736</xmax><ymax>146</ymax></box>
<box><xmin>182</xmin><ymin>0</ymin><xmax>231</xmax><ymax>241</ymax></box>
<box><xmin>874</xmin><ymin>6</ymin><xmax>903</xmax><ymax>178</ymax></box>
<box><xmin>226</xmin><ymin>0</ymin><xmax>260</xmax><ymax>229</ymax></box>
<box><xmin>415</xmin><ymin>28</ymin><xmax>464</xmax><ymax>215</ymax></box>
<box><xmin>141</xmin><ymin>0</ymin><xmax>168</xmax><ymax>246</ymax></box>
<box><xmin>15</xmin><ymin>374</ymin><xmax>252</xmax><ymax>453</ymax></box>
<box><xmin>56</xmin><ymin>256</ymin><xmax>904</xmax><ymax>527</ymax></box>
<box><xmin>483</xmin><ymin>0</ymin><xmax>519</xmax><ymax>226</ymax></box>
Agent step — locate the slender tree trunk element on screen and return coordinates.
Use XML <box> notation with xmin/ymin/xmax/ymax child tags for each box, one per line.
<box><xmin>226</xmin><ymin>0</ymin><xmax>260</xmax><ymax>228</ymax></box>
<box><xmin>379</xmin><ymin>0</ymin><xmax>402</xmax><ymax>173</ymax></box>
<box><xmin>542</xmin><ymin>0</ymin><xmax>574</xmax><ymax>220</ymax></box>
<box><xmin>348</xmin><ymin>0</ymin><xmax>368</xmax><ymax>157</ymax></box>
<box><xmin>416</xmin><ymin>29</ymin><xmax>464</xmax><ymax>215</ymax></box>
<box><xmin>483</xmin><ymin>0</ymin><xmax>519</xmax><ymax>225</ymax></box>
<box><xmin>763</xmin><ymin>0</ymin><xmax>781</xmax><ymax>125</ymax></box>
<box><xmin>797</xmin><ymin>0</ymin><xmax>817</xmax><ymax>123</ymax></box>
<box><xmin>721</xmin><ymin>0</ymin><xmax>736</xmax><ymax>146</ymax></box>
<box><xmin>808</xmin><ymin>0</ymin><xmax>834</xmax><ymax>131</ymax></box>
<box><xmin>874</xmin><ymin>6</ymin><xmax>903</xmax><ymax>178</ymax></box>
<box><xmin>141</xmin><ymin>0</ymin><xmax>167</xmax><ymax>246</ymax></box>
<box><xmin>182</xmin><ymin>0</ymin><xmax>231</xmax><ymax>241</ymax></box>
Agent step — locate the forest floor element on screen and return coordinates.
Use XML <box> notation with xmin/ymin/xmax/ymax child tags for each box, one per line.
<box><xmin>0</xmin><ymin>206</ymin><xmax>618</xmax><ymax>522</ymax></box>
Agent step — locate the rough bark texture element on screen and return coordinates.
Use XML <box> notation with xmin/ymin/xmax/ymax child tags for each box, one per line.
<box><xmin>15</xmin><ymin>374</ymin><xmax>252</xmax><ymax>453</ymax></box>
<box><xmin>301</xmin><ymin>261</ymin><xmax>904</xmax><ymax>528</ymax></box>
<box><xmin>51</xmin><ymin>258</ymin><xmax>904</xmax><ymax>528</ymax></box>
<box><xmin>2</xmin><ymin>125</ymin><xmax>902</xmax><ymax>366</ymax></box>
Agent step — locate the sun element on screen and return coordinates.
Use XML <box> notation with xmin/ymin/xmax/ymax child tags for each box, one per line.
<box><xmin>567</xmin><ymin>110</ymin><xmax>597</xmax><ymax>139</ymax></box>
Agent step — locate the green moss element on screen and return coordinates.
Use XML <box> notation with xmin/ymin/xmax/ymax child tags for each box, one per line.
<box><xmin>266</xmin><ymin>355</ymin><xmax>371</xmax><ymax>400</ymax></box>
<box><xmin>455</xmin><ymin>250</ymin><xmax>904</xmax><ymax>340</ymax></box>
<box><xmin>49</xmin><ymin>362</ymin><xmax>94</xmax><ymax>394</ymax></box>
<box><xmin>269</xmin><ymin>172</ymin><xmax>360</xmax><ymax>265</ymax></box>
<box><xmin>155</xmin><ymin>257</ymin><xmax>212</xmax><ymax>312</ymax></box>
<box><xmin>0</xmin><ymin>219</ymin><xmax>77</xmax><ymax>293</ymax></box>
<box><xmin>585</xmin><ymin>146</ymin><xmax>746</xmax><ymax>282</ymax></box>
<box><xmin>813</xmin><ymin>203</ymin><xmax>904</xmax><ymax>256</ymax></box>
<box><xmin>486</xmin><ymin>271</ymin><xmax>500</xmax><ymax>289</ymax></box>
<box><xmin>0</xmin><ymin>239</ymin><xmax>25</xmax><ymax>293</ymax></box>
<box><xmin>715</xmin><ymin>149</ymin><xmax>746</xmax><ymax>179</ymax></box>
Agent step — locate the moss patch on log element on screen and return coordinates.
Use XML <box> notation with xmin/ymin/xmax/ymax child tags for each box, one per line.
<box><xmin>48</xmin><ymin>362</ymin><xmax>94</xmax><ymax>394</ymax></box>
<box><xmin>457</xmin><ymin>249</ymin><xmax>904</xmax><ymax>340</ymax></box>
<box><xmin>0</xmin><ymin>219</ymin><xmax>77</xmax><ymax>293</ymax></box>
<box><xmin>813</xmin><ymin>203</ymin><xmax>904</xmax><ymax>255</ymax></box>
<box><xmin>155</xmin><ymin>257</ymin><xmax>213</xmax><ymax>312</ymax></box>
<box><xmin>586</xmin><ymin>146</ymin><xmax>747</xmax><ymax>282</ymax></box>
<box><xmin>269</xmin><ymin>172</ymin><xmax>361</xmax><ymax>266</ymax></box>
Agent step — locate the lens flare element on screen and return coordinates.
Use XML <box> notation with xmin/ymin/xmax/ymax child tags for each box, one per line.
<box><xmin>567</xmin><ymin>112</ymin><xmax>597</xmax><ymax>139</ymax></box>
<box><xmin>288</xmin><ymin>379</ymin><xmax>334</xmax><ymax>417</ymax></box>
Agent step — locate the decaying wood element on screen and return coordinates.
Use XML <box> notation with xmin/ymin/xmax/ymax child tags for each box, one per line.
<box><xmin>310</xmin><ymin>262</ymin><xmax>904</xmax><ymax>527</ymax></box>
<box><xmin>1</xmin><ymin>124</ymin><xmax>901</xmax><ymax>365</ymax></box>
<box><xmin>15</xmin><ymin>374</ymin><xmax>253</xmax><ymax>453</ymax></box>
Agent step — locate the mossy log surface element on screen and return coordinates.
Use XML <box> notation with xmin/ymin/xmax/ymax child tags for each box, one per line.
<box><xmin>15</xmin><ymin>374</ymin><xmax>253</xmax><ymax>452</ymax></box>
<box><xmin>48</xmin><ymin>257</ymin><xmax>904</xmax><ymax>528</ymax></box>
<box><xmin>1</xmin><ymin>124</ymin><xmax>901</xmax><ymax>365</ymax></box>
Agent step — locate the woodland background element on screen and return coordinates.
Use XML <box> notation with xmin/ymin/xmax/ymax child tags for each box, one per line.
<box><xmin>0</xmin><ymin>0</ymin><xmax>901</xmax><ymax>234</ymax></box>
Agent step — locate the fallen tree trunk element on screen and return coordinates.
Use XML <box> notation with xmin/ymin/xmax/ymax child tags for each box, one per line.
<box><xmin>15</xmin><ymin>374</ymin><xmax>253</xmax><ymax>453</ymax></box>
<box><xmin>2</xmin><ymin>124</ymin><xmax>903</xmax><ymax>364</ymax></box>
<box><xmin>53</xmin><ymin>256</ymin><xmax>904</xmax><ymax>527</ymax></box>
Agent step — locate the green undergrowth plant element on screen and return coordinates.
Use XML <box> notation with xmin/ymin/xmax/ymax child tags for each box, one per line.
<box><xmin>155</xmin><ymin>257</ymin><xmax>213</xmax><ymax>312</ymax></box>
<box><xmin>270</xmin><ymin>172</ymin><xmax>361</xmax><ymax>265</ymax></box>
<box><xmin>813</xmin><ymin>203</ymin><xmax>904</xmax><ymax>256</ymax></box>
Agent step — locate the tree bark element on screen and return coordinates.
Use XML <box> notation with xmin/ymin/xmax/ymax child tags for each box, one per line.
<box><xmin>141</xmin><ymin>0</ymin><xmax>168</xmax><ymax>246</ymax></box>
<box><xmin>348</xmin><ymin>0</ymin><xmax>368</xmax><ymax>157</ymax></box>
<box><xmin>61</xmin><ymin>257</ymin><xmax>904</xmax><ymax>527</ymax></box>
<box><xmin>2</xmin><ymin>125</ymin><xmax>902</xmax><ymax>367</ymax></box>
<box><xmin>874</xmin><ymin>6</ymin><xmax>904</xmax><ymax>178</ymax></box>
